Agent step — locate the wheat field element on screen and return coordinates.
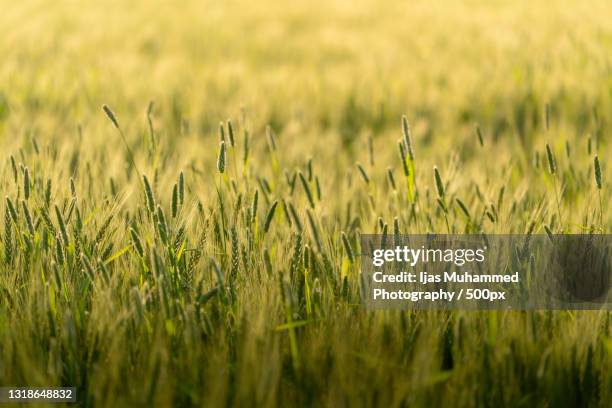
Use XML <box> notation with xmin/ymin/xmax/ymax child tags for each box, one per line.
<box><xmin>0</xmin><ymin>0</ymin><xmax>610</xmax><ymax>406</ymax></box>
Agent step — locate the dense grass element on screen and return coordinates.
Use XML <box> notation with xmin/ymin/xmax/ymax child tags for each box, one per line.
<box><xmin>0</xmin><ymin>1</ymin><xmax>610</xmax><ymax>407</ymax></box>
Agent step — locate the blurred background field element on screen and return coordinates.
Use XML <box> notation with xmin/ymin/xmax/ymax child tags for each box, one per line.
<box><xmin>0</xmin><ymin>0</ymin><xmax>610</xmax><ymax>407</ymax></box>
<box><xmin>2</xmin><ymin>0</ymin><xmax>611</xmax><ymax>139</ymax></box>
